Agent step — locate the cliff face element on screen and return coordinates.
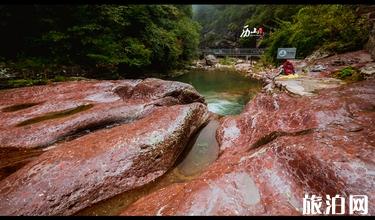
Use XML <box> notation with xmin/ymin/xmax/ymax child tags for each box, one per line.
<box><xmin>357</xmin><ymin>5</ymin><xmax>375</xmax><ymax>59</ymax></box>
<box><xmin>365</xmin><ymin>22</ymin><xmax>375</xmax><ymax>59</ymax></box>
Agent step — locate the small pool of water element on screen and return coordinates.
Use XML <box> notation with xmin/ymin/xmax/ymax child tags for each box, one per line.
<box><xmin>172</xmin><ymin>69</ymin><xmax>262</xmax><ymax>115</ymax></box>
<box><xmin>176</xmin><ymin>120</ymin><xmax>219</xmax><ymax>176</ymax></box>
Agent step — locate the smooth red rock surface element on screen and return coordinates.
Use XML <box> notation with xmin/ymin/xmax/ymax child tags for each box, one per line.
<box><xmin>0</xmin><ymin>78</ymin><xmax>204</xmax><ymax>150</ymax></box>
<box><xmin>0</xmin><ymin>78</ymin><xmax>205</xmax><ymax>179</ymax></box>
<box><xmin>121</xmin><ymin>79</ymin><xmax>375</xmax><ymax>216</ymax></box>
<box><xmin>0</xmin><ymin>103</ymin><xmax>209</xmax><ymax>215</ymax></box>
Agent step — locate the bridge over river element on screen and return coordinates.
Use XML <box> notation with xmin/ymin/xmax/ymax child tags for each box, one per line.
<box><xmin>199</xmin><ymin>48</ymin><xmax>265</xmax><ymax>60</ymax></box>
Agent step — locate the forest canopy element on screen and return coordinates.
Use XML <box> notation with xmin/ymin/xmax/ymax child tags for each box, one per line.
<box><xmin>0</xmin><ymin>5</ymin><xmax>200</xmax><ymax>77</ymax></box>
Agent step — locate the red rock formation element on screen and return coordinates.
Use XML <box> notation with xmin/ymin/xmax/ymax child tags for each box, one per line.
<box><xmin>0</xmin><ymin>79</ymin><xmax>205</xmax><ymax>179</ymax></box>
<box><xmin>0</xmin><ymin>103</ymin><xmax>209</xmax><ymax>215</ymax></box>
<box><xmin>121</xmin><ymin>79</ymin><xmax>375</xmax><ymax>216</ymax></box>
<box><xmin>304</xmin><ymin>50</ymin><xmax>373</xmax><ymax>77</ymax></box>
<box><xmin>0</xmin><ymin>79</ymin><xmax>204</xmax><ymax>149</ymax></box>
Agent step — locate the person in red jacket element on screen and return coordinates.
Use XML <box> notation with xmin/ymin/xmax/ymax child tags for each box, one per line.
<box><xmin>277</xmin><ymin>59</ymin><xmax>295</xmax><ymax>76</ymax></box>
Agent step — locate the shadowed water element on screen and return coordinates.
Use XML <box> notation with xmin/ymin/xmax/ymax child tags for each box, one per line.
<box><xmin>172</xmin><ymin>69</ymin><xmax>262</xmax><ymax>115</ymax></box>
<box><xmin>176</xmin><ymin>120</ymin><xmax>220</xmax><ymax>176</ymax></box>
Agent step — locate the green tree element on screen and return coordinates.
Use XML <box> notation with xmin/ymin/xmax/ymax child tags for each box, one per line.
<box><xmin>0</xmin><ymin>5</ymin><xmax>201</xmax><ymax>77</ymax></box>
<box><xmin>261</xmin><ymin>5</ymin><xmax>370</xmax><ymax>64</ymax></box>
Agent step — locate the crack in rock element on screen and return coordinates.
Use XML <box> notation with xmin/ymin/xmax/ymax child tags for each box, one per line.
<box><xmin>247</xmin><ymin>128</ymin><xmax>316</xmax><ymax>151</ymax></box>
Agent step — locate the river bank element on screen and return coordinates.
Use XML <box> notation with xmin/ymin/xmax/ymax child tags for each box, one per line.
<box><xmin>194</xmin><ymin>50</ymin><xmax>375</xmax><ymax>96</ymax></box>
<box><xmin>190</xmin><ymin>55</ymin><xmax>274</xmax><ymax>81</ymax></box>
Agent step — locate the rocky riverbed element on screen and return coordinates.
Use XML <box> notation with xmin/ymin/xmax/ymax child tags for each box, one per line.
<box><xmin>0</xmin><ymin>49</ymin><xmax>374</xmax><ymax>216</ymax></box>
<box><xmin>121</xmin><ymin>78</ymin><xmax>375</xmax><ymax>215</ymax></box>
<box><xmin>119</xmin><ymin>50</ymin><xmax>375</xmax><ymax>216</ymax></box>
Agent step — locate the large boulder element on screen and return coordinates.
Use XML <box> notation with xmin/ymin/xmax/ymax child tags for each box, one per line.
<box><xmin>0</xmin><ymin>103</ymin><xmax>209</xmax><ymax>216</ymax></box>
<box><xmin>0</xmin><ymin>79</ymin><xmax>205</xmax><ymax>180</ymax></box>
<box><xmin>121</xmin><ymin>79</ymin><xmax>375</xmax><ymax>216</ymax></box>
<box><xmin>205</xmin><ymin>55</ymin><xmax>218</xmax><ymax>66</ymax></box>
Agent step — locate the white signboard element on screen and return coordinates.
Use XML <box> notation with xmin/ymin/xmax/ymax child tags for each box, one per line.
<box><xmin>277</xmin><ymin>48</ymin><xmax>296</xmax><ymax>59</ymax></box>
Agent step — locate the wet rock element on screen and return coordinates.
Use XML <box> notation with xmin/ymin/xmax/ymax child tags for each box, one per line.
<box><xmin>205</xmin><ymin>55</ymin><xmax>218</xmax><ymax>66</ymax></box>
<box><xmin>235</xmin><ymin>59</ymin><xmax>245</xmax><ymax>65</ymax></box>
<box><xmin>262</xmin><ymin>81</ymin><xmax>276</xmax><ymax>94</ymax></box>
<box><xmin>194</xmin><ymin>59</ymin><xmax>206</xmax><ymax>68</ymax></box>
<box><xmin>0</xmin><ymin>79</ymin><xmax>205</xmax><ymax>179</ymax></box>
<box><xmin>0</xmin><ymin>79</ymin><xmax>204</xmax><ymax>148</ymax></box>
<box><xmin>360</xmin><ymin>63</ymin><xmax>375</xmax><ymax>77</ymax></box>
<box><xmin>274</xmin><ymin>76</ymin><xmax>345</xmax><ymax>97</ymax></box>
<box><xmin>114</xmin><ymin>78</ymin><xmax>205</xmax><ymax>104</ymax></box>
<box><xmin>235</xmin><ymin>63</ymin><xmax>251</xmax><ymax>73</ymax></box>
<box><xmin>0</xmin><ymin>103</ymin><xmax>209</xmax><ymax>216</ymax></box>
<box><xmin>121</xmin><ymin>79</ymin><xmax>375</xmax><ymax>216</ymax></box>
<box><xmin>214</xmin><ymin>63</ymin><xmax>232</xmax><ymax>69</ymax></box>
<box><xmin>332</xmin><ymin>59</ymin><xmax>347</xmax><ymax>66</ymax></box>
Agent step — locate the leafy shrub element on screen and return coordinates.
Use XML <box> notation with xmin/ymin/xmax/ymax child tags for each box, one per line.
<box><xmin>14</xmin><ymin>57</ymin><xmax>48</xmax><ymax>70</ymax></box>
<box><xmin>53</xmin><ymin>75</ymin><xmax>68</xmax><ymax>82</ymax></box>
<box><xmin>7</xmin><ymin>79</ymin><xmax>48</xmax><ymax>88</ymax></box>
<box><xmin>339</xmin><ymin>66</ymin><xmax>354</xmax><ymax>78</ymax></box>
<box><xmin>334</xmin><ymin>66</ymin><xmax>364</xmax><ymax>82</ymax></box>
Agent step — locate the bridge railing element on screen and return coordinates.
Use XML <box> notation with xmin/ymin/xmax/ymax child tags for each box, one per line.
<box><xmin>199</xmin><ymin>48</ymin><xmax>265</xmax><ymax>57</ymax></box>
